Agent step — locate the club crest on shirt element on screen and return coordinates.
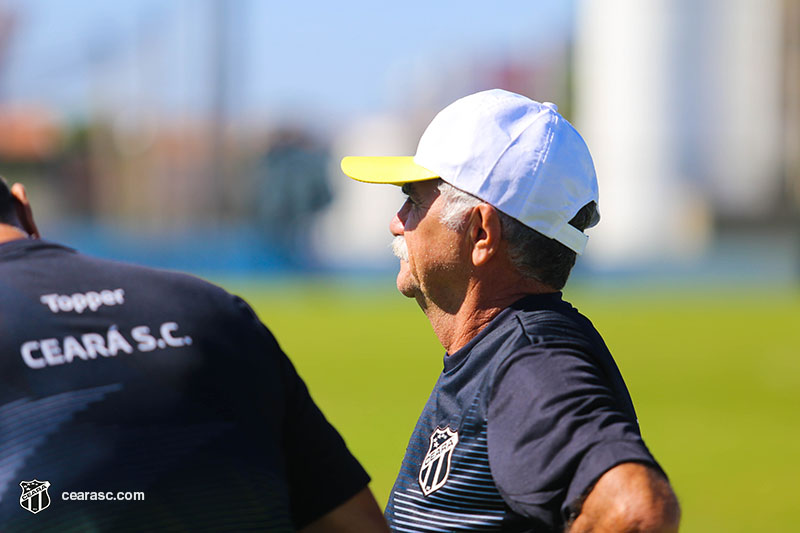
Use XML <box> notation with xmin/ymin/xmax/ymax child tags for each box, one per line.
<box><xmin>419</xmin><ymin>426</ymin><xmax>459</xmax><ymax>496</ymax></box>
<box><xmin>19</xmin><ymin>479</ymin><xmax>51</xmax><ymax>514</ymax></box>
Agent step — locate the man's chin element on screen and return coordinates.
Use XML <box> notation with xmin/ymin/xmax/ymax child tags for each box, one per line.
<box><xmin>397</xmin><ymin>285</ymin><xmax>417</xmax><ymax>299</ymax></box>
<box><xmin>396</xmin><ymin>269</ymin><xmax>418</xmax><ymax>299</ymax></box>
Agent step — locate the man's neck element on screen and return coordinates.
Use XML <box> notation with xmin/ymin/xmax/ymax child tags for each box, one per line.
<box><xmin>0</xmin><ymin>224</ymin><xmax>29</xmax><ymax>244</ymax></box>
<box><xmin>423</xmin><ymin>279</ymin><xmax>555</xmax><ymax>354</ymax></box>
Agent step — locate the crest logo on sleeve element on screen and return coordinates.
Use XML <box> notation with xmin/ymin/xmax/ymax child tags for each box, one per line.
<box><xmin>418</xmin><ymin>426</ymin><xmax>459</xmax><ymax>496</ymax></box>
<box><xmin>19</xmin><ymin>479</ymin><xmax>51</xmax><ymax>514</ymax></box>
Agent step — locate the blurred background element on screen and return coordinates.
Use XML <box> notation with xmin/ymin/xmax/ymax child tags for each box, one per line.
<box><xmin>1</xmin><ymin>0</ymin><xmax>798</xmax><ymax>531</ymax></box>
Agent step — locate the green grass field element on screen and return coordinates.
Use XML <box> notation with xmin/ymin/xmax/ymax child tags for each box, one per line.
<box><xmin>218</xmin><ymin>277</ymin><xmax>800</xmax><ymax>532</ymax></box>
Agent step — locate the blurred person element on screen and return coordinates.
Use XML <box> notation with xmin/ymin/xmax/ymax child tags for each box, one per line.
<box><xmin>255</xmin><ymin>128</ymin><xmax>333</xmax><ymax>266</ymax></box>
<box><xmin>341</xmin><ymin>89</ymin><xmax>680</xmax><ymax>532</ymax></box>
<box><xmin>0</xmin><ymin>178</ymin><xmax>388</xmax><ymax>532</ymax></box>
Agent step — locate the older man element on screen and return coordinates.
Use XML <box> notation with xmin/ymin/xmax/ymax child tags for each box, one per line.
<box><xmin>341</xmin><ymin>89</ymin><xmax>680</xmax><ymax>532</ymax></box>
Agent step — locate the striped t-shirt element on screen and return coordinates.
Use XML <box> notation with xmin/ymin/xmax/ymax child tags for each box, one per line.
<box><xmin>385</xmin><ymin>292</ymin><xmax>662</xmax><ymax>532</ymax></box>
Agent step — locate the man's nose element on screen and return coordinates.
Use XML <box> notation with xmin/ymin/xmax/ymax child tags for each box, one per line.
<box><xmin>390</xmin><ymin>212</ymin><xmax>404</xmax><ymax>236</ymax></box>
<box><xmin>390</xmin><ymin>201</ymin><xmax>410</xmax><ymax>236</ymax></box>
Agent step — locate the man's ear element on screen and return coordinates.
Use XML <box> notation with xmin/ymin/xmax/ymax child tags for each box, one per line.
<box><xmin>468</xmin><ymin>204</ymin><xmax>502</xmax><ymax>267</ymax></box>
<box><xmin>10</xmin><ymin>183</ymin><xmax>40</xmax><ymax>238</ymax></box>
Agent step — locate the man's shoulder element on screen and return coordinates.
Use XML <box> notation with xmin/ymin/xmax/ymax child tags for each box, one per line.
<box><xmin>1</xmin><ymin>240</ymin><xmax>256</xmax><ymax>325</ymax></box>
<box><xmin>508</xmin><ymin>293</ymin><xmax>596</xmax><ymax>342</ymax></box>
<box><xmin>456</xmin><ymin>298</ymin><xmax>588</xmax><ymax>378</ymax></box>
<box><xmin>474</xmin><ymin>294</ymin><xmax>605</xmax><ymax>373</ymax></box>
<box><xmin>74</xmin><ymin>246</ymin><xmax>228</xmax><ymax>292</ymax></box>
<box><xmin>105</xmin><ymin>259</ymin><xmax>261</xmax><ymax>325</ymax></box>
<box><xmin>74</xmin><ymin>252</ymin><xmax>243</xmax><ymax>306</ymax></box>
<box><xmin>462</xmin><ymin>294</ymin><xmax>584</xmax><ymax>360</ymax></box>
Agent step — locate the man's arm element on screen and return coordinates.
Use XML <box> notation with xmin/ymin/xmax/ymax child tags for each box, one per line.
<box><xmin>567</xmin><ymin>462</ymin><xmax>680</xmax><ymax>533</ymax></box>
<box><xmin>299</xmin><ymin>487</ymin><xmax>389</xmax><ymax>533</ymax></box>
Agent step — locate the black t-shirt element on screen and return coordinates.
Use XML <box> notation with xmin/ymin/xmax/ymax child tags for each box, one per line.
<box><xmin>385</xmin><ymin>292</ymin><xmax>662</xmax><ymax>532</ymax></box>
<box><xmin>0</xmin><ymin>239</ymin><xmax>369</xmax><ymax>532</ymax></box>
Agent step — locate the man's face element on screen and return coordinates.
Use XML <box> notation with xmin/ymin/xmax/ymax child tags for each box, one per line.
<box><xmin>389</xmin><ymin>180</ymin><xmax>470</xmax><ymax>312</ymax></box>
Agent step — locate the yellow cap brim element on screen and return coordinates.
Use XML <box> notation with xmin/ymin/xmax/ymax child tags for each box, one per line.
<box><xmin>340</xmin><ymin>156</ymin><xmax>439</xmax><ymax>185</ymax></box>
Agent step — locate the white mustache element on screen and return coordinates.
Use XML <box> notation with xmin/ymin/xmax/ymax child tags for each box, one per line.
<box><xmin>391</xmin><ymin>236</ymin><xmax>409</xmax><ymax>261</ymax></box>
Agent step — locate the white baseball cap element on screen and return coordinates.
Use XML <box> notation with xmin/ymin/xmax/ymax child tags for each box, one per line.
<box><xmin>341</xmin><ymin>89</ymin><xmax>600</xmax><ymax>254</ymax></box>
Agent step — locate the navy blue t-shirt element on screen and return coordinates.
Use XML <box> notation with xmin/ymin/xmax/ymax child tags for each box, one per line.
<box><xmin>385</xmin><ymin>292</ymin><xmax>662</xmax><ymax>532</ymax></box>
<box><xmin>0</xmin><ymin>239</ymin><xmax>369</xmax><ymax>532</ymax></box>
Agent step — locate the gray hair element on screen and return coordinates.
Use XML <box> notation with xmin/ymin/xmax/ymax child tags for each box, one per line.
<box><xmin>436</xmin><ymin>179</ymin><xmax>596</xmax><ymax>290</ymax></box>
<box><xmin>437</xmin><ymin>180</ymin><xmax>482</xmax><ymax>230</ymax></box>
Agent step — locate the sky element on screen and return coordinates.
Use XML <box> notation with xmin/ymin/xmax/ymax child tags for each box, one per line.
<box><xmin>0</xmin><ymin>0</ymin><xmax>575</xmax><ymax>128</ymax></box>
<box><xmin>1</xmin><ymin>0</ymin><xmax>795</xmax><ymax>277</ymax></box>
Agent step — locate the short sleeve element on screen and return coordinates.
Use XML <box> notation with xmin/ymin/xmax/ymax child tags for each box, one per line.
<box><xmin>277</xmin><ymin>347</ymin><xmax>371</xmax><ymax>528</ymax></box>
<box><xmin>229</xmin><ymin>297</ymin><xmax>370</xmax><ymax>528</ymax></box>
<box><xmin>487</xmin><ymin>343</ymin><xmax>661</xmax><ymax>528</ymax></box>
